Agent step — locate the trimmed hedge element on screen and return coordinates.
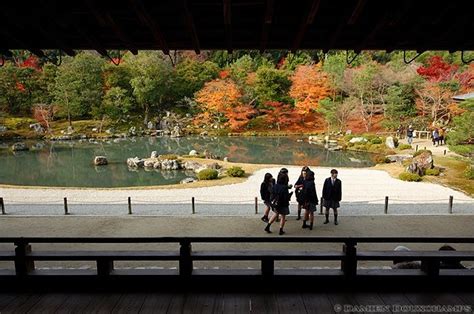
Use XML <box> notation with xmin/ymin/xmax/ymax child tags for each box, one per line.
<box><xmin>197</xmin><ymin>168</ymin><xmax>219</xmax><ymax>180</ymax></box>
<box><xmin>399</xmin><ymin>172</ymin><xmax>422</xmax><ymax>182</ymax></box>
<box><xmin>226</xmin><ymin>166</ymin><xmax>245</xmax><ymax>177</ymax></box>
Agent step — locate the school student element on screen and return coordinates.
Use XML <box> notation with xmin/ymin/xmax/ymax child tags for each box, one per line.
<box><xmin>302</xmin><ymin>170</ymin><xmax>318</xmax><ymax>230</ymax></box>
<box><xmin>260</xmin><ymin>173</ymin><xmax>274</xmax><ymax>222</ymax></box>
<box><xmin>322</xmin><ymin>169</ymin><xmax>342</xmax><ymax>225</ymax></box>
<box><xmin>264</xmin><ymin>172</ymin><xmax>293</xmax><ymax>235</ymax></box>
<box><xmin>294</xmin><ymin>166</ymin><xmax>310</xmax><ymax>220</ymax></box>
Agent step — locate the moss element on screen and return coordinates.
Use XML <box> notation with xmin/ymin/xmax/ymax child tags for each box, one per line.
<box><xmin>370</xmin><ymin>137</ymin><xmax>383</xmax><ymax>144</ymax></box>
<box><xmin>413</xmin><ymin>149</ymin><xmax>432</xmax><ymax>158</ymax></box>
<box><xmin>399</xmin><ymin>172</ymin><xmax>422</xmax><ymax>182</ymax></box>
<box><xmin>425</xmin><ymin>168</ymin><xmax>440</xmax><ymax>176</ymax></box>
<box><xmin>226</xmin><ymin>166</ymin><xmax>245</xmax><ymax>177</ymax></box>
<box><xmin>158</xmin><ymin>154</ymin><xmax>179</xmax><ymax>160</ymax></box>
<box><xmin>465</xmin><ymin>165</ymin><xmax>474</xmax><ymax>180</ymax></box>
<box><xmin>375</xmin><ymin>155</ymin><xmax>391</xmax><ymax>164</ymax></box>
<box><xmin>398</xmin><ymin>144</ymin><xmax>412</xmax><ymax>150</ymax></box>
<box><xmin>197</xmin><ymin>169</ymin><xmax>219</xmax><ymax>180</ymax></box>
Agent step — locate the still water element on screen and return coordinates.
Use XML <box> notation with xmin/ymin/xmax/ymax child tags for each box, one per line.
<box><xmin>0</xmin><ymin>136</ymin><xmax>378</xmax><ymax>187</ymax></box>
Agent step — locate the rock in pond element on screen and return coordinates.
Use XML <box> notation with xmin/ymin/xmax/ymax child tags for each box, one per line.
<box><xmin>127</xmin><ymin>157</ymin><xmax>144</xmax><ymax>168</ymax></box>
<box><xmin>349</xmin><ymin>137</ymin><xmax>367</xmax><ymax>144</ymax></box>
<box><xmin>180</xmin><ymin>177</ymin><xmax>197</xmax><ymax>184</ymax></box>
<box><xmin>189</xmin><ymin>149</ymin><xmax>198</xmax><ymax>156</ymax></box>
<box><xmin>94</xmin><ymin>156</ymin><xmax>108</xmax><ymax>166</ymax></box>
<box><xmin>11</xmin><ymin>142</ymin><xmax>29</xmax><ymax>151</ymax></box>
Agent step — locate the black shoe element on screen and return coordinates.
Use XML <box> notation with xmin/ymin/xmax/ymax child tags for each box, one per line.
<box><xmin>279</xmin><ymin>229</ymin><xmax>285</xmax><ymax>235</ymax></box>
<box><xmin>334</xmin><ymin>221</ymin><xmax>339</xmax><ymax>225</ymax></box>
<box><xmin>302</xmin><ymin>221</ymin><xmax>308</xmax><ymax>229</ymax></box>
<box><xmin>323</xmin><ymin>220</ymin><xmax>329</xmax><ymax>224</ymax></box>
<box><xmin>264</xmin><ymin>224</ymin><xmax>271</xmax><ymax>233</ymax></box>
<box><xmin>309</xmin><ymin>224</ymin><xmax>313</xmax><ymax>230</ymax></box>
<box><xmin>296</xmin><ymin>216</ymin><xmax>301</xmax><ymax>221</ymax></box>
<box><xmin>261</xmin><ymin>216</ymin><xmax>268</xmax><ymax>223</ymax></box>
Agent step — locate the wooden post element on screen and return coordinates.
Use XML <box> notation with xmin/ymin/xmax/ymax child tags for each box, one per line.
<box><xmin>0</xmin><ymin>197</ymin><xmax>5</xmax><ymax>215</ymax></box>
<box><xmin>384</xmin><ymin>196</ymin><xmax>389</xmax><ymax>214</ymax></box>
<box><xmin>128</xmin><ymin>197</ymin><xmax>132</xmax><ymax>215</ymax></box>
<box><xmin>64</xmin><ymin>197</ymin><xmax>69</xmax><ymax>215</ymax></box>
<box><xmin>341</xmin><ymin>241</ymin><xmax>357</xmax><ymax>279</ymax></box>
<box><xmin>319</xmin><ymin>197</ymin><xmax>323</xmax><ymax>215</ymax></box>
<box><xmin>255</xmin><ymin>197</ymin><xmax>258</xmax><ymax>214</ymax></box>
<box><xmin>191</xmin><ymin>197</ymin><xmax>195</xmax><ymax>214</ymax></box>
<box><xmin>444</xmin><ymin>149</ymin><xmax>446</xmax><ymax>155</ymax></box>
<box><xmin>448</xmin><ymin>195</ymin><xmax>453</xmax><ymax>214</ymax></box>
<box><xmin>179</xmin><ymin>240</ymin><xmax>193</xmax><ymax>276</ymax></box>
<box><xmin>415</xmin><ymin>145</ymin><xmax>418</xmax><ymax>151</ymax></box>
<box><xmin>424</xmin><ymin>146</ymin><xmax>426</xmax><ymax>150</ymax></box>
<box><xmin>261</xmin><ymin>258</ymin><xmax>274</xmax><ymax>277</ymax></box>
<box><xmin>97</xmin><ymin>258</ymin><xmax>114</xmax><ymax>276</ymax></box>
<box><xmin>14</xmin><ymin>241</ymin><xmax>35</xmax><ymax>276</ymax></box>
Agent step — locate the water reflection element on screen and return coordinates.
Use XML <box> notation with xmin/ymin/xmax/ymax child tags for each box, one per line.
<box><xmin>0</xmin><ymin>136</ymin><xmax>379</xmax><ymax>187</ymax></box>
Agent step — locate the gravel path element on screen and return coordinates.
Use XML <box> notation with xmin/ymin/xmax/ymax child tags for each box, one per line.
<box><xmin>1</xmin><ymin>167</ymin><xmax>472</xmax><ymax>216</ymax></box>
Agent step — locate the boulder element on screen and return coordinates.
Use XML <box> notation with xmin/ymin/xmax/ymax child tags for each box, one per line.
<box><xmin>223</xmin><ymin>157</ymin><xmax>229</xmax><ymax>162</ymax></box>
<box><xmin>324</xmin><ymin>135</ymin><xmax>330</xmax><ymax>143</ymax></box>
<box><xmin>189</xmin><ymin>149</ymin><xmax>198</xmax><ymax>156</ymax></box>
<box><xmin>349</xmin><ymin>137</ymin><xmax>367</xmax><ymax>144</ymax></box>
<box><xmin>183</xmin><ymin>161</ymin><xmax>203</xmax><ymax>171</ymax></box>
<box><xmin>144</xmin><ymin>160</ymin><xmax>155</xmax><ymax>168</ymax></box>
<box><xmin>153</xmin><ymin>161</ymin><xmax>162</xmax><ymax>169</ymax></box>
<box><xmin>385</xmin><ymin>136</ymin><xmax>395</xmax><ymax>149</ymax></box>
<box><xmin>29</xmin><ymin>123</ymin><xmax>44</xmax><ymax>133</ymax></box>
<box><xmin>11</xmin><ymin>142</ymin><xmax>29</xmax><ymax>151</ymax></box>
<box><xmin>94</xmin><ymin>156</ymin><xmax>108</xmax><ymax>166</ymax></box>
<box><xmin>66</xmin><ymin>126</ymin><xmax>74</xmax><ymax>134</ymax></box>
<box><xmin>161</xmin><ymin>159</ymin><xmax>181</xmax><ymax>170</ymax></box>
<box><xmin>386</xmin><ymin>154</ymin><xmax>413</xmax><ymax>163</ymax></box>
<box><xmin>150</xmin><ymin>151</ymin><xmax>158</xmax><ymax>158</ymax></box>
<box><xmin>207</xmin><ymin>162</ymin><xmax>222</xmax><ymax>170</ymax></box>
<box><xmin>406</xmin><ymin>151</ymin><xmax>433</xmax><ymax>175</ymax></box>
<box><xmin>0</xmin><ymin>125</ymin><xmax>7</xmax><ymax>132</ymax></box>
<box><xmin>170</xmin><ymin>125</ymin><xmax>183</xmax><ymax>138</ymax></box>
<box><xmin>127</xmin><ymin>157</ymin><xmax>144</xmax><ymax>168</ymax></box>
<box><xmin>345</xmin><ymin>130</ymin><xmax>352</xmax><ymax>135</ymax></box>
<box><xmin>129</xmin><ymin>126</ymin><xmax>137</xmax><ymax>136</ymax></box>
<box><xmin>180</xmin><ymin>177</ymin><xmax>197</xmax><ymax>184</ymax></box>
<box><xmin>200</xmin><ymin>131</ymin><xmax>208</xmax><ymax>136</ymax></box>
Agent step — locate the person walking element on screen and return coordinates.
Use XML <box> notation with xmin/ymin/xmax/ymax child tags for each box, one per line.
<box><xmin>260</xmin><ymin>173</ymin><xmax>274</xmax><ymax>223</ymax></box>
<box><xmin>322</xmin><ymin>169</ymin><xmax>342</xmax><ymax>225</ymax></box>
<box><xmin>438</xmin><ymin>128</ymin><xmax>445</xmax><ymax>145</ymax></box>
<box><xmin>294</xmin><ymin>166</ymin><xmax>310</xmax><ymax>220</ymax></box>
<box><xmin>302</xmin><ymin>170</ymin><xmax>318</xmax><ymax>230</ymax></box>
<box><xmin>264</xmin><ymin>172</ymin><xmax>293</xmax><ymax>235</ymax></box>
<box><xmin>406</xmin><ymin>125</ymin><xmax>414</xmax><ymax>145</ymax></box>
<box><xmin>432</xmin><ymin>128</ymin><xmax>439</xmax><ymax>146</ymax></box>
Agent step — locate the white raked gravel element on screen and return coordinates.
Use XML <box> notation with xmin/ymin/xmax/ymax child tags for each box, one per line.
<box><xmin>0</xmin><ymin>166</ymin><xmax>474</xmax><ymax>214</ymax></box>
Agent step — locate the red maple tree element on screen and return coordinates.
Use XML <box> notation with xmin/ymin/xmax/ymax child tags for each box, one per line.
<box><xmin>261</xmin><ymin>101</ymin><xmax>299</xmax><ymax>131</ymax></box>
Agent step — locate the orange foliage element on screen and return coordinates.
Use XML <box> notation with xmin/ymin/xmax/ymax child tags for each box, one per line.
<box><xmin>225</xmin><ymin>104</ymin><xmax>256</xmax><ymax>130</ymax></box>
<box><xmin>195</xmin><ymin>79</ymin><xmax>242</xmax><ymax>112</ymax></box>
<box><xmin>261</xmin><ymin>101</ymin><xmax>300</xmax><ymax>131</ymax></box>
<box><xmin>289</xmin><ymin>63</ymin><xmax>331</xmax><ymax>115</ymax></box>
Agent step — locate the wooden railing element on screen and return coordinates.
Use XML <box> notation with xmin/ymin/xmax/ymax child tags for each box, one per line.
<box><xmin>1</xmin><ymin>237</ymin><xmax>474</xmax><ymax>281</ymax></box>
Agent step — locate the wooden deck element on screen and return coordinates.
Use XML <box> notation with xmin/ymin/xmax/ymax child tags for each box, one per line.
<box><xmin>1</xmin><ymin>291</ymin><xmax>473</xmax><ymax>313</ymax></box>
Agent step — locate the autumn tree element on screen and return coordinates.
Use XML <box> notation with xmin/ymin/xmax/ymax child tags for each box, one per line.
<box><xmin>261</xmin><ymin>101</ymin><xmax>300</xmax><ymax>131</ymax></box>
<box><xmin>317</xmin><ymin>97</ymin><xmax>356</xmax><ymax>132</ymax></box>
<box><xmin>253</xmin><ymin>66</ymin><xmax>291</xmax><ymax>105</ymax></box>
<box><xmin>224</xmin><ymin>104</ymin><xmax>257</xmax><ymax>130</ymax></box>
<box><xmin>289</xmin><ymin>63</ymin><xmax>331</xmax><ymax>116</ymax></box>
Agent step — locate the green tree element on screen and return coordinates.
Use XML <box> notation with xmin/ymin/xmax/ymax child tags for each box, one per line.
<box><xmin>173</xmin><ymin>58</ymin><xmax>219</xmax><ymax>101</ymax></box>
<box><xmin>128</xmin><ymin>52</ymin><xmax>174</xmax><ymax>124</ymax></box>
<box><xmin>447</xmin><ymin>99</ymin><xmax>474</xmax><ymax>155</ymax></box>
<box><xmin>253</xmin><ymin>66</ymin><xmax>291</xmax><ymax>105</ymax></box>
<box><xmin>99</xmin><ymin>87</ymin><xmax>134</xmax><ymax>121</ymax></box>
<box><xmin>53</xmin><ymin>52</ymin><xmax>105</xmax><ymax>125</ymax></box>
<box><xmin>383</xmin><ymin>84</ymin><xmax>417</xmax><ymax>129</ymax></box>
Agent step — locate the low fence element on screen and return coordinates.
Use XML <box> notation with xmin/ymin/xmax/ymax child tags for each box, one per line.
<box><xmin>0</xmin><ymin>195</ymin><xmax>473</xmax><ymax>216</ymax></box>
<box><xmin>1</xmin><ymin>236</ymin><xmax>474</xmax><ymax>282</ymax></box>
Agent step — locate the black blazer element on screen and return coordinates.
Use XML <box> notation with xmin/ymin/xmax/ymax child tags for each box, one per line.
<box><xmin>260</xmin><ymin>182</ymin><xmax>272</xmax><ymax>202</ymax></box>
<box><xmin>303</xmin><ymin>180</ymin><xmax>318</xmax><ymax>204</ymax></box>
<box><xmin>322</xmin><ymin>177</ymin><xmax>342</xmax><ymax>202</ymax></box>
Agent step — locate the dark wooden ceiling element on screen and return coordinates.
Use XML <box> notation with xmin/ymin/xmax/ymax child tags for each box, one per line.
<box><xmin>0</xmin><ymin>0</ymin><xmax>473</xmax><ymax>56</ymax></box>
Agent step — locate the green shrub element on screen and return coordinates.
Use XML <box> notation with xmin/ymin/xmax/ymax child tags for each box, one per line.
<box><xmin>226</xmin><ymin>166</ymin><xmax>245</xmax><ymax>177</ymax></box>
<box><xmin>197</xmin><ymin>168</ymin><xmax>219</xmax><ymax>180</ymax></box>
<box><xmin>370</xmin><ymin>137</ymin><xmax>383</xmax><ymax>144</ymax></box>
<box><xmin>449</xmin><ymin>145</ymin><xmax>474</xmax><ymax>156</ymax></box>
<box><xmin>398</xmin><ymin>144</ymin><xmax>412</xmax><ymax>150</ymax></box>
<box><xmin>464</xmin><ymin>166</ymin><xmax>474</xmax><ymax>180</ymax></box>
<box><xmin>413</xmin><ymin>149</ymin><xmax>432</xmax><ymax>158</ymax></box>
<box><xmin>158</xmin><ymin>154</ymin><xmax>179</xmax><ymax>160</ymax></box>
<box><xmin>375</xmin><ymin>155</ymin><xmax>391</xmax><ymax>164</ymax></box>
<box><xmin>368</xmin><ymin>143</ymin><xmax>385</xmax><ymax>153</ymax></box>
<box><xmin>399</xmin><ymin>172</ymin><xmax>422</xmax><ymax>182</ymax></box>
<box><xmin>425</xmin><ymin>168</ymin><xmax>440</xmax><ymax>176</ymax></box>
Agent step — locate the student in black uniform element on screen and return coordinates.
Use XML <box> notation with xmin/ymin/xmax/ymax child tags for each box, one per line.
<box><xmin>302</xmin><ymin>170</ymin><xmax>318</xmax><ymax>230</ymax></box>
<box><xmin>264</xmin><ymin>172</ymin><xmax>293</xmax><ymax>235</ymax></box>
<box><xmin>260</xmin><ymin>173</ymin><xmax>274</xmax><ymax>222</ymax></box>
<box><xmin>294</xmin><ymin>166</ymin><xmax>310</xmax><ymax>220</ymax></box>
<box><xmin>322</xmin><ymin>169</ymin><xmax>342</xmax><ymax>225</ymax></box>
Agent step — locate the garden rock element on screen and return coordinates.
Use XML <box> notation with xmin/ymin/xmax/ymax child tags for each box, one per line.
<box><xmin>94</xmin><ymin>156</ymin><xmax>108</xmax><ymax>166</ymax></box>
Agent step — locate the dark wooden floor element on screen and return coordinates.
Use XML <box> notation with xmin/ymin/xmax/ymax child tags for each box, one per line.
<box><xmin>1</xmin><ymin>291</ymin><xmax>473</xmax><ymax>313</ymax></box>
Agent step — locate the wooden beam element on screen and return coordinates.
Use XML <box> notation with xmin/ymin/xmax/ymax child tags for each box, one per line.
<box><xmin>129</xmin><ymin>0</ymin><xmax>169</xmax><ymax>54</ymax></box>
<box><xmin>347</xmin><ymin>0</ymin><xmax>367</xmax><ymax>25</ymax></box>
<box><xmin>85</xmin><ymin>0</ymin><xmax>138</xmax><ymax>55</ymax></box>
<box><xmin>223</xmin><ymin>0</ymin><xmax>232</xmax><ymax>53</ymax></box>
<box><xmin>183</xmin><ymin>0</ymin><xmax>201</xmax><ymax>54</ymax></box>
<box><xmin>71</xmin><ymin>22</ymin><xmax>108</xmax><ymax>57</ymax></box>
<box><xmin>292</xmin><ymin>0</ymin><xmax>321</xmax><ymax>52</ymax></box>
<box><xmin>260</xmin><ymin>0</ymin><xmax>274</xmax><ymax>52</ymax></box>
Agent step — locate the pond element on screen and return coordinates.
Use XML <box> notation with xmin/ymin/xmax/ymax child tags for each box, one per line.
<box><xmin>0</xmin><ymin>136</ymin><xmax>379</xmax><ymax>187</ymax></box>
